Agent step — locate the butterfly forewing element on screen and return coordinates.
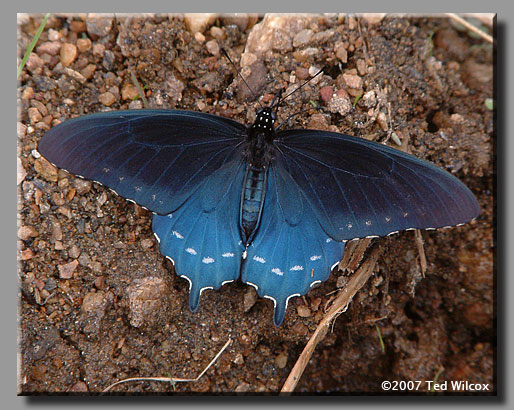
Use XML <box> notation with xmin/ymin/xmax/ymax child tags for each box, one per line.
<box><xmin>274</xmin><ymin>129</ymin><xmax>480</xmax><ymax>241</ymax></box>
<box><xmin>38</xmin><ymin>110</ymin><xmax>247</xmax><ymax>215</ymax></box>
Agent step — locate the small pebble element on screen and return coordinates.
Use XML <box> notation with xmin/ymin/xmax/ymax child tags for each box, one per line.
<box><xmin>98</xmin><ymin>91</ymin><xmax>116</xmax><ymax>106</ymax></box>
<box><xmin>243</xmin><ymin>287</ymin><xmax>258</xmax><ymax>312</ymax></box>
<box><xmin>183</xmin><ymin>13</ymin><xmax>217</xmax><ymax>34</ymax></box>
<box><xmin>206</xmin><ymin>39</ymin><xmax>220</xmax><ymax>56</ymax></box>
<box><xmin>31</xmin><ymin>100</ymin><xmax>48</xmax><ymax>116</ymax></box>
<box><xmin>141</xmin><ymin>238</ymin><xmax>154</xmax><ymax>249</ymax></box>
<box><xmin>25</xmin><ymin>53</ymin><xmax>44</xmax><ymax>74</ymax></box>
<box><xmin>36</xmin><ymin>41</ymin><xmax>61</xmax><ymax>56</ymax></box>
<box><xmin>60</xmin><ymin>43</ymin><xmax>77</xmax><ymax>67</ymax></box>
<box><xmin>18</xmin><ymin>225</ymin><xmax>39</xmax><ymax>241</ymax></box>
<box><xmin>274</xmin><ymin>352</ymin><xmax>288</xmax><ymax>369</ymax></box>
<box><xmin>295</xmin><ymin>66</ymin><xmax>309</xmax><ymax>80</ymax></box>
<box><xmin>86</xmin><ymin>14</ymin><xmax>113</xmax><ymax>37</ymax></box>
<box><xmin>63</xmin><ymin>67</ymin><xmax>87</xmax><ymax>84</ymax></box>
<box><xmin>69</xmin><ymin>245</ymin><xmax>81</xmax><ymax>259</ymax></box>
<box><xmin>232</xmin><ymin>353</ymin><xmax>244</xmax><ymax>365</ymax></box>
<box><xmin>69</xmin><ymin>381</ymin><xmax>88</xmax><ymax>393</ymax></box>
<box><xmin>47</xmin><ymin>29</ymin><xmax>61</xmax><ymax>42</ymax></box>
<box><xmin>76</xmin><ymin>38</ymin><xmax>92</xmax><ymax>53</ymax></box>
<box><xmin>94</xmin><ymin>276</ymin><xmax>106</xmax><ymax>290</ymax></box>
<box><xmin>334</xmin><ymin>42</ymin><xmax>347</xmax><ymax>63</ymax></box>
<box><xmin>121</xmin><ymin>84</ymin><xmax>138</xmax><ymax>101</ymax></box>
<box><xmin>327</xmin><ymin>89</ymin><xmax>352</xmax><ymax>116</ymax></box>
<box><xmin>89</xmin><ymin>261</ymin><xmax>103</xmax><ymax>274</ymax></box>
<box><xmin>210</xmin><ymin>26</ymin><xmax>225</xmax><ymax>40</ymax></box>
<box><xmin>58</xmin><ymin>260</ymin><xmax>79</xmax><ymax>279</ymax></box>
<box><xmin>80</xmin><ymin>64</ymin><xmax>96</xmax><ymax>80</ymax></box>
<box><xmin>28</xmin><ymin>107</ymin><xmax>43</xmax><ymax>124</ymax></box>
<box><xmin>297</xmin><ymin>305</ymin><xmax>312</xmax><ymax>317</ymax></box>
<box><xmin>356</xmin><ymin>59</ymin><xmax>367</xmax><ymax>76</ymax></box>
<box><xmin>92</xmin><ymin>43</ymin><xmax>105</xmax><ymax>57</ymax></box>
<box><xmin>34</xmin><ymin>157</ymin><xmax>58</xmax><ymax>182</ymax></box>
<box><xmin>74</xmin><ymin>179</ymin><xmax>92</xmax><ymax>195</ymax></box>
<box><xmin>377</xmin><ymin>112</ymin><xmax>388</xmax><ymax>131</ymax></box>
<box><xmin>20</xmin><ymin>248</ymin><xmax>34</xmax><ymax>260</ymax></box>
<box><xmin>70</xmin><ymin>20</ymin><xmax>87</xmax><ymax>33</ymax></box>
<box><xmin>320</xmin><ymin>86</ymin><xmax>334</xmax><ymax>104</ymax></box>
<box><xmin>363</xmin><ymin>13</ymin><xmax>386</xmax><ymax>25</ymax></box>
<box><xmin>17</xmin><ymin>157</ymin><xmax>27</xmax><ymax>185</ymax></box>
<box><xmin>307</xmin><ymin>113</ymin><xmax>330</xmax><ymax>131</ymax></box>
<box><xmin>293</xmin><ymin>29</ymin><xmax>314</xmax><ymax>48</ymax></box>
<box><xmin>21</xmin><ymin>87</ymin><xmax>34</xmax><ymax>100</ymax></box>
<box><xmin>342</xmin><ymin>72</ymin><xmax>362</xmax><ymax>89</ymax></box>
<box><xmin>194</xmin><ymin>32</ymin><xmax>205</xmax><ymax>43</ymax></box>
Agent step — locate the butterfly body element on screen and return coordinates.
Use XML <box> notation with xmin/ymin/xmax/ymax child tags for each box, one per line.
<box><xmin>38</xmin><ymin>107</ymin><xmax>480</xmax><ymax>325</ymax></box>
<box><xmin>240</xmin><ymin>164</ymin><xmax>268</xmax><ymax>242</ymax></box>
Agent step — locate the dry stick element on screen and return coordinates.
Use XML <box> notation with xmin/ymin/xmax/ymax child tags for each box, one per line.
<box><xmin>447</xmin><ymin>13</ymin><xmax>494</xmax><ymax>44</ymax></box>
<box><xmin>102</xmin><ymin>338</ymin><xmax>232</xmax><ymax>393</ymax></box>
<box><xmin>414</xmin><ymin>229</ymin><xmax>427</xmax><ymax>277</ymax></box>
<box><xmin>281</xmin><ymin>246</ymin><xmax>382</xmax><ymax>394</ymax></box>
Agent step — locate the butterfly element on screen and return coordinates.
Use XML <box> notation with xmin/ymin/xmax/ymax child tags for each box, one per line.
<box><xmin>37</xmin><ymin>85</ymin><xmax>480</xmax><ymax>326</ymax></box>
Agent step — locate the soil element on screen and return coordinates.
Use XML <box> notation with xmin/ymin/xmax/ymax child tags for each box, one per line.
<box><xmin>17</xmin><ymin>14</ymin><xmax>495</xmax><ymax>394</ymax></box>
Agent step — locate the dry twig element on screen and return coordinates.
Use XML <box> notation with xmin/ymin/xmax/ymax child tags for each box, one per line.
<box><xmin>102</xmin><ymin>338</ymin><xmax>232</xmax><ymax>393</ymax></box>
<box><xmin>414</xmin><ymin>229</ymin><xmax>427</xmax><ymax>277</ymax></box>
<box><xmin>281</xmin><ymin>246</ymin><xmax>382</xmax><ymax>393</ymax></box>
<box><xmin>447</xmin><ymin>13</ymin><xmax>494</xmax><ymax>44</ymax></box>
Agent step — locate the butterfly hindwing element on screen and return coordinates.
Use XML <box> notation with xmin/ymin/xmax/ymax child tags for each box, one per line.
<box><xmin>274</xmin><ymin>129</ymin><xmax>480</xmax><ymax>241</ymax></box>
<box><xmin>38</xmin><ymin>110</ymin><xmax>246</xmax><ymax>215</ymax></box>
<box><xmin>241</xmin><ymin>162</ymin><xmax>346</xmax><ymax>326</ymax></box>
<box><xmin>153</xmin><ymin>159</ymin><xmax>246</xmax><ymax>311</ymax></box>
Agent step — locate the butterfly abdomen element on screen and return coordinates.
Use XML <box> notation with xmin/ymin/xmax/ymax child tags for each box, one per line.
<box><xmin>240</xmin><ymin>164</ymin><xmax>268</xmax><ymax>243</ymax></box>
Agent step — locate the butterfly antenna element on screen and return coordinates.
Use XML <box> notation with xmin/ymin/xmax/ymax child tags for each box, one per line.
<box><xmin>279</xmin><ymin>67</ymin><xmax>325</xmax><ymax>106</ymax></box>
<box><xmin>275</xmin><ymin>107</ymin><xmax>313</xmax><ymax>131</ymax></box>
<box><xmin>220</xmin><ymin>48</ymin><xmax>263</xmax><ymax>109</ymax></box>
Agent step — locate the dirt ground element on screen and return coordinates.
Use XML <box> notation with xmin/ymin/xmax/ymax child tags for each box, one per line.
<box><xmin>17</xmin><ymin>14</ymin><xmax>494</xmax><ymax>394</ymax></box>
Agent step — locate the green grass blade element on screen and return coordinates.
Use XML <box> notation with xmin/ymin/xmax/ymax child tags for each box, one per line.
<box><xmin>17</xmin><ymin>13</ymin><xmax>50</xmax><ymax>80</ymax></box>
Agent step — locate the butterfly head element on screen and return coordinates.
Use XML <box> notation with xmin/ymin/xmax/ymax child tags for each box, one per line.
<box><xmin>252</xmin><ymin>107</ymin><xmax>277</xmax><ymax>133</ymax></box>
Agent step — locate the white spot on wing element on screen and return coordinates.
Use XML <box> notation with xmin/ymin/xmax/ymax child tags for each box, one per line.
<box><xmin>202</xmin><ymin>256</ymin><xmax>215</xmax><ymax>264</ymax></box>
<box><xmin>271</xmin><ymin>268</ymin><xmax>284</xmax><ymax>276</ymax></box>
<box><xmin>185</xmin><ymin>247</ymin><xmax>197</xmax><ymax>255</ymax></box>
<box><xmin>172</xmin><ymin>230</ymin><xmax>184</xmax><ymax>239</ymax></box>
<box><xmin>242</xmin><ymin>250</ymin><xmax>247</xmax><ymax>260</ymax></box>
<box><xmin>310</xmin><ymin>255</ymin><xmax>321</xmax><ymax>261</ymax></box>
<box><xmin>325</xmin><ymin>238</ymin><xmax>332</xmax><ymax>243</ymax></box>
<box><xmin>253</xmin><ymin>255</ymin><xmax>266</xmax><ymax>264</ymax></box>
<box><xmin>290</xmin><ymin>265</ymin><xmax>304</xmax><ymax>271</ymax></box>
<box><xmin>222</xmin><ymin>252</ymin><xmax>235</xmax><ymax>258</ymax></box>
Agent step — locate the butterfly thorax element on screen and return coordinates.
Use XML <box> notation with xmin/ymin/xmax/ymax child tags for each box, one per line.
<box><xmin>243</xmin><ymin>107</ymin><xmax>276</xmax><ymax>169</ymax></box>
